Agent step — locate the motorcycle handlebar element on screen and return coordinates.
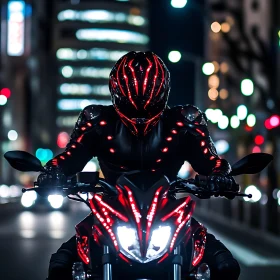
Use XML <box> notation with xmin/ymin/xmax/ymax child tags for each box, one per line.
<box><xmin>174</xmin><ymin>178</ymin><xmax>252</xmax><ymax>199</ymax></box>
<box><xmin>22</xmin><ymin>177</ymin><xmax>252</xmax><ymax>199</ymax></box>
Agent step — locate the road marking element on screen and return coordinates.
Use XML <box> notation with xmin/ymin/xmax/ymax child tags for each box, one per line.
<box><xmin>206</xmin><ymin>225</ymin><xmax>280</xmax><ymax>267</ymax></box>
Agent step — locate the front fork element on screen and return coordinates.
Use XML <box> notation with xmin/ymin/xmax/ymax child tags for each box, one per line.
<box><xmin>102</xmin><ymin>245</ymin><xmax>182</xmax><ymax>280</ymax></box>
<box><xmin>103</xmin><ymin>245</ymin><xmax>112</xmax><ymax>280</ymax></box>
<box><xmin>173</xmin><ymin>245</ymin><xmax>183</xmax><ymax>280</ymax></box>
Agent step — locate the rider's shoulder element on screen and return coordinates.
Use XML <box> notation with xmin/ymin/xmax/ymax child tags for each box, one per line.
<box><xmin>167</xmin><ymin>105</ymin><xmax>207</xmax><ymax>126</ymax></box>
<box><xmin>78</xmin><ymin>105</ymin><xmax>114</xmax><ymax>124</ymax></box>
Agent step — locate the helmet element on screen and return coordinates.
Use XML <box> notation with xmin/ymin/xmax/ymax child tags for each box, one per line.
<box><xmin>109</xmin><ymin>51</ymin><xmax>170</xmax><ymax>137</ymax></box>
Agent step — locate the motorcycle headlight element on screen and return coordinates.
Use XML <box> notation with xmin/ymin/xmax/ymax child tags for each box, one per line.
<box><xmin>146</xmin><ymin>226</ymin><xmax>171</xmax><ymax>261</ymax></box>
<box><xmin>117</xmin><ymin>226</ymin><xmax>141</xmax><ymax>261</ymax></box>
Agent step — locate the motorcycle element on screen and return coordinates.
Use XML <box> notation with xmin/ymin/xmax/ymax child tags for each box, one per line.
<box><xmin>4</xmin><ymin>151</ymin><xmax>273</xmax><ymax>280</ymax></box>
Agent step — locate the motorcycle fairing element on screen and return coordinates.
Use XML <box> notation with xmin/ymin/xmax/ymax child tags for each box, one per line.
<box><xmin>81</xmin><ymin>171</ymin><xmax>197</xmax><ymax>264</ymax></box>
<box><xmin>75</xmin><ymin>214</ymin><xmax>93</xmax><ymax>266</ymax></box>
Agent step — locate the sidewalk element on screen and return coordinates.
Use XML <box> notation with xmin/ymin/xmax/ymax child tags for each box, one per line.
<box><xmin>194</xmin><ymin>208</ymin><xmax>280</xmax><ymax>263</ymax></box>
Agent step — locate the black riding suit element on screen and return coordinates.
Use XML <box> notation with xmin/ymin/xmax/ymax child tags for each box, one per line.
<box><xmin>46</xmin><ymin>104</ymin><xmax>240</xmax><ymax>280</ymax></box>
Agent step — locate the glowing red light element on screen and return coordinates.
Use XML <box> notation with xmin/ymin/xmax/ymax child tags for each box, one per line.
<box><xmin>100</xmin><ymin>121</ymin><xmax>107</xmax><ymax>126</ymax></box>
<box><xmin>264</xmin><ymin>119</ymin><xmax>273</xmax><ymax>130</ymax></box>
<box><xmin>57</xmin><ymin>132</ymin><xmax>70</xmax><ymax>148</ymax></box>
<box><xmin>270</xmin><ymin>115</ymin><xmax>280</xmax><ymax>127</ymax></box>
<box><xmin>171</xmin><ymin>129</ymin><xmax>177</xmax><ymax>134</ymax></box>
<box><xmin>245</xmin><ymin>125</ymin><xmax>253</xmax><ymax>131</ymax></box>
<box><xmin>176</xmin><ymin>122</ymin><xmax>184</xmax><ymax>127</ymax></box>
<box><xmin>0</xmin><ymin>88</ymin><xmax>11</xmax><ymax>98</ymax></box>
<box><xmin>107</xmin><ymin>136</ymin><xmax>113</xmax><ymax>140</ymax></box>
<box><xmin>109</xmin><ymin>148</ymin><xmax>115</xmax><ymax>153</ymax></box>
<box><xmin>252</xmin><ymin>146</ymin><xmax>261</xmax><ymax>153</ymax></box>
<box><xmin>162</xmin><ymin>147</ymin><xmax>168</xmax><ymax>152</ymax></box>
<box><xmin>265</xmin><ymin>115</ymin><xmax>280</xmax><ymax>130</ymax></box>
<box><xmin>156</xmin><ymin>159</ymin><xmax>162</xmax><ymax>163</ymax></box>
<box><xmin>254</xmin><ymin>135</ymin><xmax>264</xmax><ymax>145</ymax></box>
<box><xmin>166</xmin><ymin>137</ymin><xmax>172</xmax><ymax>141</ymax></box>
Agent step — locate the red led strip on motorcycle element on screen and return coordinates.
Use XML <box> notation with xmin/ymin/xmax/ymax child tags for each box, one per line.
<box><xmin>94</xmin><ymin>194</ymin><xmax>128</xmax><ymax>222</ymax></box>
<box><xmin>77</xmin><ymin>236</ymin><xmax>90</xmax><ymax>265</ymax></box>
<box><xmin>170</xmin><ymin>213</ymin><xmax>191</xmax><ymax>250</ymax></box>
<box><xmin>123</xmin><ymin>185</ymin><xmax>142</xmax><ymax>242</ymax></box>
<box><xmin>192</xmin><ymin>232</ymin><xmax>206</xmax><ymax>266</ymax></box>
<box><xmin>161</xmin><ymin>196</ymin><xmax>191</xmax><ymax>222</ymax></box>
<box><xmin>146</xmin><ymin>186</ymin><xmax>163</xmax><ymax>243</ymax></box>
<box><xmin>89</xmin><ymin>199</ymin><xmax>119</xmax><ymax>250</ymax></box>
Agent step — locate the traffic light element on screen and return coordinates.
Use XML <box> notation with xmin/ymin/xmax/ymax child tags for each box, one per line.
<box><xmin>57</xmin><ymin>132</ymin><xmax>70</xmax><ymax>148</ymax></box>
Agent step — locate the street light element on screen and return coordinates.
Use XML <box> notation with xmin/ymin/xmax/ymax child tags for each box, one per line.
<box><xmin>171</xmin><ymin>0</ymin><xmax>188</xmax><ymax>8</ymax></box>
<box><xmin>168</xmin><ymin>51</ymin><xmax>182</xmax><ymax>63</ymax></box>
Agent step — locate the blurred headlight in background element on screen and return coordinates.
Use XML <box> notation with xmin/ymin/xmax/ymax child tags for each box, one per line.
<box><xmin>21</xmin><ymin>190</ymin><xmax>37</xmax><ymax>208</ymax></box>
<box><xmin>48</xmin><ymin>194</ymin><xmax>64</xmax><ymax>209</ymax></box>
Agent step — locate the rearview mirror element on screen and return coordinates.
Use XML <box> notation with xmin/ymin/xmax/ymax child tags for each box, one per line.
<box><xmin>4</xmin><ymin>150</ymin><xmax>44</xmax><ymax>172</ymax></box>
<box><xmin>230</xmin><ymin>153</ymin><xmax>273</xmax><ymax>176</ymax></box>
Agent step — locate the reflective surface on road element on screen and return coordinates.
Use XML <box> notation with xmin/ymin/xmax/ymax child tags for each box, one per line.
<box><xmin>0</xmin><ymin>202</ymin><xmax>279</xmax><ymax>280</ymax></box>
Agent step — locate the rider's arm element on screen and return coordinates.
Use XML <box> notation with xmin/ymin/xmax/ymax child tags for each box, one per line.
<box><xmin>45</xmin><ymin>105</ymin><xmax>103</xmax><ymax>177</ymax></box>
<box><xmin>178</xmin><ymin>105</ymin><xmax>231</xmax><ymax>176</ymax></box>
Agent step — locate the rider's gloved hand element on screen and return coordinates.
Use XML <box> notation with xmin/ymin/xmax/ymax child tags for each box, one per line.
<box><xmin>195</xmin><ymin>174</ymin><xmax>239</xmax><ymax>200</ymax></box>
<box><xmin>36</xmin><ymin>166</ymin><xmax>67</xmax><ymax>197</ymax></box>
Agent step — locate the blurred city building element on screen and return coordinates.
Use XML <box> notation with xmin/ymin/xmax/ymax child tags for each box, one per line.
<box><xmin>0</xmin><ymin>0</ymin><xmax>149</xmax><ymax>183</ymax></box>
<box><xmin>197</xmin><ymin>0</ymin><xmax>280</xmax><ymax>238</ymax></box>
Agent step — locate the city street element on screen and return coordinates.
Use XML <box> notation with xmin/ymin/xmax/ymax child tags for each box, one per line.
<box><xmin>0</xmin><ymin>202</ymin><xmax>280</xmax><ymax>280</ymax></box>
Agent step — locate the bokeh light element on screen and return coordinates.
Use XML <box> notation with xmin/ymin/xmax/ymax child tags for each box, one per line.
<box><xmin>208</xmin><ymin>88</ymin><xmax>219</xmax><ymax>101</ymax></box>
<box><xmin>241</xmin><ymin>79</ymin><xmax>254</xmax><ymax>96</ymax></box>
<box><xmin>243</xmin><ymin>185</ymin><xmax>262</xmax><ymax>202</ymax></box>
<box><xmin>218</xmin><ymin>115</ymin><xmax>229</xmax><ymax>129</ymax></box>
<box><xmin>237</xmin><ymin>105</ymin><xmax>248</xmax><ymax>120</ymax></box>
<box><xmin>168</xmin><ymin>50</ymin><xmax>181</xmax><ymax>63</ymax></box>
<box><xmin>202</xmin><ymin>62</ymin><xmax>215</xmax><ymax>75</ymax></box>
<box><xmin>0</xmin><ymin>95</ymin><xmax>8</xmax><ymax>105</ymax></box>
<box><xmin>220</xmin><ymin>62</ymin><xmax>229</xmax><ymax>73</ymax></box>
<box><xmin>230</xmin><ymin>116</ymin><xmax>240</xmax><ymax>128</ymax></box>
<box><xmin>211</xmin><ymin>22</ymin><xmax>221</xmax><ymax>33</ymax></box>
<box><xmin>247</xmin><ymin>114</ymin><xmax>256</xmax><ymax>127</ymax></box>
<box><xmin>221</xmin><ymin>22</ymin><xmax>231</xmax><ymax>33</ymax></box>
<box><xmin>219</xmin><ymin>89</ymin><xmax>229</xmax><ymax>99</ymax></box>
<box><xmin>8</xmin><ymin>130</ymin><xmax>18</xmax><ymax>141</ymax></box>
<box><xmin>208</xmin><ymin>75</ymin><xmax>220</xmax><ymax>88</ymax></box>
<box><xmin>170</xmin><ymin>0</ymin><xmax>188</xmax><ymax>8</ymax></box>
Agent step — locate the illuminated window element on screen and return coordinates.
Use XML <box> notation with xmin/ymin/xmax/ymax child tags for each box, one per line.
<box><xmin>57</xmin><ymin>99</ymin><xmax>112</xmax><ymax>111</ymax></box>
<box><xmin>60</xmin><ymin>67</ymin><xmax>111</xmax><ymax>78</ymax></box>
<box><xmin>59</xmin><ymin>84</ymin><xmax>110</xmax><ymax>96</ymax></box>
<box><xmin>56</xmin><ymin>48</ymin><xmax>129</xmax><ymax>61</ymax></box>
<box><xmin>76</xmin><ymin>29</ymin><xmax>149</xmax><ymax>44</ymax></box>
<box><xmin>56</xmin><ymin>116</ymin><xmax>79</xmax><ymax>127</ymax></box>
<box><xmin>57</xmin><ymin>9</ymin><xmax>146</xmax><ymax>26</ymax></box>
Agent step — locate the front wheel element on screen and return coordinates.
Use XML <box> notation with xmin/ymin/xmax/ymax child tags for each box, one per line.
<box><xmin>188</xmin><ymin>263</ymin><xmax>210</xmax><ymax>280</ymax></box>
<box><xmin>72</xmin><ymin>262</ymin><xmax>86</xmax><ymax>280</ymax></box>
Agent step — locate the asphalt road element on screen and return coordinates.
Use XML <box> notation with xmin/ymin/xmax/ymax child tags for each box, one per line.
<box><xmin>0</xmin><ymin>202</ymin><xmax>280</xmax><ymax>280</ymax></box>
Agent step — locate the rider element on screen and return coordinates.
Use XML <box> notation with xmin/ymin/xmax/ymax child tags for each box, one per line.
<box><xmin>40</xmin><ymin>51</ymin><xmax>240</xmax><ymax>280</ymax></box>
